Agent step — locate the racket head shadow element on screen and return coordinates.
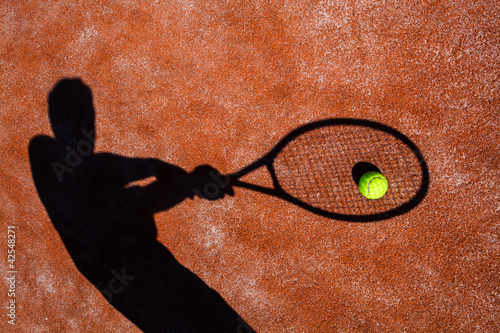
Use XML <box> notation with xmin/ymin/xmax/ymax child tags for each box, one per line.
<box><xmin>232</xmin><ymin>118</ymin><xmax>429</xmax><ymax>222</ymax></box>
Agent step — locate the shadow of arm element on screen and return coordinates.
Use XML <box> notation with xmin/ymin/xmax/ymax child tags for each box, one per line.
<box><xmin>122</xmin><ymin>158</ymin><xmax>193</xmax><ymax>213</ymax></box>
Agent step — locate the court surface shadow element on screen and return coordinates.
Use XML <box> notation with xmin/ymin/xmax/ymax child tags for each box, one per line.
<box><xmin>29</xmin><ymin>78</ymin><xmax>254</xmax><ymax>333</ymax></box>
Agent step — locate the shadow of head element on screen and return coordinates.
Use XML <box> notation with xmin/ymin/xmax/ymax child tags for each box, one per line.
<box><xmin>49</xmin><ymin>78</ymin><xmax>96</xmax><ymax>149</ymax></box>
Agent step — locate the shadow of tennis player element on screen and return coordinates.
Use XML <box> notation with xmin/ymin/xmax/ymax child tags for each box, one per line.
<box><xmin>29</xmin><ymin>78</ymin><xmax>253</xmax><ymax>333</ymax></box>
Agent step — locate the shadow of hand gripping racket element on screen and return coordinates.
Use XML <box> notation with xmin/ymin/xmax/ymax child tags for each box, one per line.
<box><xmin>196</xmin><ymin>119</ymin><xmax>429</xmax><ymax>222</ymax></box>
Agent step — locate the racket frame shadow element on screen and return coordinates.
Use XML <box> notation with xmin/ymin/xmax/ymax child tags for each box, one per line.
<box><xmin>229</xmin><ymin>118</ymin><xmax>429</xmax><ymax>222</ymax></box>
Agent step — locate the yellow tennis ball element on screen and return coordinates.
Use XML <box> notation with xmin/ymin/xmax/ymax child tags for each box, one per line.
<box><xmin>359</xmin><ymin>171</ymin><xmax>388</xmax><ymax>199</ymax></box>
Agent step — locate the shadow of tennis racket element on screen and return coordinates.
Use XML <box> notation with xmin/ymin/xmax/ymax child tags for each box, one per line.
<box><xmin>217</xmin><ymin>118</ymin><xmax>429</xmax><ymax>222</ymax></box>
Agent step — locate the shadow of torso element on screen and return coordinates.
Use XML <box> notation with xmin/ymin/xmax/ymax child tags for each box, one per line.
<box><xmin>29</xmin><ymin>135</ymin><xmax>250</xmax><ymax>333</ymax></box>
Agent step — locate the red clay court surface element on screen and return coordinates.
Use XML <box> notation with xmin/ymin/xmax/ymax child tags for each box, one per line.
<box><xmin>1</xmin><ymin>1</ymin><xmax>499</xmax><ymax>332</ymax></box>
